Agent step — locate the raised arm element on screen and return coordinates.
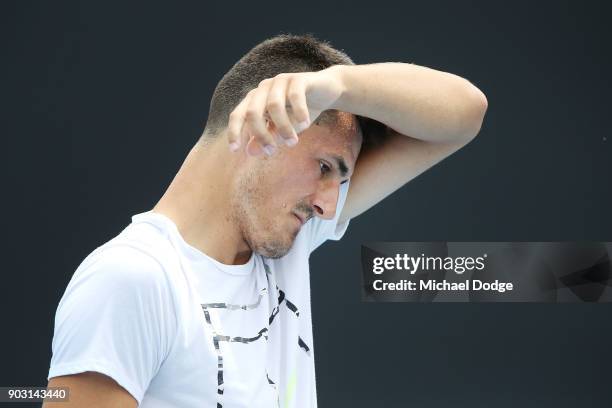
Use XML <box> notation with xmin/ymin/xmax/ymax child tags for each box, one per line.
<box><xmin>329</xmin><ymin>63</ymin><xmax>488</xmax><ymax>223</ymax></box>
<box><xmin>225</xmin><ymin>61</ymin><xmax>488</xmax><ymax>222</ymax></box>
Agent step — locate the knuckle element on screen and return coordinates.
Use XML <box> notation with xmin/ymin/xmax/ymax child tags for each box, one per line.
<box><xmin>288</xmin><ymin>76</ymin><xmax>301</xmax><ymax>86</ymax></box>
<box><xmin>245</xmin><ymin>109</ymin><xmax>258</xmax><ymax>121</ymax></box>
<box><xmin>287</xmin><ymin>91</ymin><xmax>301</xmax><ymax>101</ymax></box>
<box><xmin>266</xmin><ymin>99</ymin><xmax>283</xmax><ymax>112</ymax></box>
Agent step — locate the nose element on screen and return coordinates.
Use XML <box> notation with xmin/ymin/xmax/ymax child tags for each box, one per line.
<box><xmin>311</xmin><ymin>180</ymin><xmax>340</xmax><ymax>220</ymax></box>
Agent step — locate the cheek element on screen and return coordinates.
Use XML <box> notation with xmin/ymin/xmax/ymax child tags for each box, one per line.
<box><xmin>267</xmin><ymin>157</ymin><xmax>319</xmax><ymax>194</ymax></box>
<box><xmin>281</xmin><ymin>171</ymin><xmax>318</xmax><ymax>202</ymax></box>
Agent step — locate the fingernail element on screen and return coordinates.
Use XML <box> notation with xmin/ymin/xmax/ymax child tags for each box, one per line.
<box><xmin>263</xmin><ymin>145</ymin><xmax>276</xmax><ymax>156</ymax></box>
<box><xmin>274</xmin><ymin>132</ymin><xmax>285</xmax><ymax>142</ymax></box>
<box><xmin>285</xmin><ymin>137</ymin><xmax>298</xmax><ymax>147</ymax></box>
<box><xmin>229</xmin><ymin>142</ymin><xmax>239</xmax><ymax>152</ymax></box>
<box><xmin>297</xmin><ymin>120</ymin><xmax>310</xmax><ymax>133</ymax></box>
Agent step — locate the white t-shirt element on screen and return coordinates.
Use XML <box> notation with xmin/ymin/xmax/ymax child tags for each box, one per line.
<box><xmin>48</xmin><ymin>182</ymin><xmax>350</xmax><ymax>408</ymax></box>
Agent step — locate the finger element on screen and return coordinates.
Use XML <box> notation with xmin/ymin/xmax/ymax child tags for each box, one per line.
<box><xmin>263</xmin><ymin>116</ymin><xmax>284</xmax><ymax>146</ymax></box>
<box><xmin>286</xmin><ymin>77</ymin><xmax>311</xmax><ymax>134</ymax></box>
<box><xmin>227</xmin><ymin>92</ymin><xmax>252</xmax><ymax>152</ymax></box>
<box><xmin>246</xmin><ymin>134</ymin><xmax>266</xmax><ymax>156</ymax></box>
<box><xmin>245</xmin><ymin>80</ymin><xmax>278</xmax><ymax>156</ymax></box>
<box><xmin>240</xmin><ymin>119</ymin><xmax>268</xmax><ymax>156</ymax></box>
<box><xmin>266</xmin><ymin>75</ymin><xmax>298</xmax><ymax>146</ymax></box>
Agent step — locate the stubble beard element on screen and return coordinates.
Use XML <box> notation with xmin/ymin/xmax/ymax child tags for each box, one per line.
<box><xmin>231</xmin><ymin>170</ymin><xmax>297</xmax><ymax>259</ymax></box>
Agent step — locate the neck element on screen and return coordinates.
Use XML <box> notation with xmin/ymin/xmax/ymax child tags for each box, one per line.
<box><xmin>152</xmin><ymin>135</ymin><xmax>252</xmax><ymax>265</ymax></box>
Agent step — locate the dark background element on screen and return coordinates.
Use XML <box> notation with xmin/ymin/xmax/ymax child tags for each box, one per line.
<box><xmin>1</xmin><ymin>0</ymin><xmax>611</xmax><ymax>406</ymax></box>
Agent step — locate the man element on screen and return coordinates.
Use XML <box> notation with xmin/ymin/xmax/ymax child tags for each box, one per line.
<box><xmin>45</xmin><ymin>34</ymin><xmax>487</xmax><ymax>407</ymax></box>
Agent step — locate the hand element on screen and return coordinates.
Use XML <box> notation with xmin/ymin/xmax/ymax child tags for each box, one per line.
<box><xmin>226</xmin><ymin>65</ymin><xmax>345</xmax><ymax>156</ymax></box>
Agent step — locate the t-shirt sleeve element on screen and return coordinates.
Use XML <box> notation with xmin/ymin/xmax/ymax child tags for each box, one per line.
<box><xmin>48</xmin><ymin>245</ymin><xmax>177</xmax><ymax>404</ymax></box>
<box><xmin>307</xmin><ymin>179</ymin><xmax>351</xmax><ymax>253</ymax></box>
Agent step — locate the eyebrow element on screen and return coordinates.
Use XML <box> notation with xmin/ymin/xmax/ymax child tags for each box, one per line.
<box><xmin>331</xmin><ymin>155</ymin><xmax>350</xmax><ymax>178</ymax></box>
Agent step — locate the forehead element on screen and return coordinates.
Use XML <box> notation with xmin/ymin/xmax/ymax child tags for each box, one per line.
<box><xmin>301</xmin><ymin>112</ymin><xmax>362</xmax><ymax>163</ymax></box>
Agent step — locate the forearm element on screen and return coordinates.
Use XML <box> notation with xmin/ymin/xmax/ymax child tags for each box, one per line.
<box><xmin>330</xmin><ymin>62</ymin><xmax>488</xmax><ymax>143</ymax></box>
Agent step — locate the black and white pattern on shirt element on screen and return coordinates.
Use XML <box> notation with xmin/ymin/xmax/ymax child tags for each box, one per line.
<box><xmin>200</xmin><ymin>260</ymin><xmax>311</xmax><ymax>407</ymax></box>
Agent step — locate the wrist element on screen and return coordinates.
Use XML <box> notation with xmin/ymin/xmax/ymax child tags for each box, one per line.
<box><xmin>326</xmin><ymin>64</ymin><xmax>350</xmax><ymax>110</ymax></box>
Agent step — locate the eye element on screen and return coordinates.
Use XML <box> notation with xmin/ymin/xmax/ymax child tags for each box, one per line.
<box><xmin>319</xmin><ymin>160</ymin><xmax>331</xmax><ymax>175</ymax></box>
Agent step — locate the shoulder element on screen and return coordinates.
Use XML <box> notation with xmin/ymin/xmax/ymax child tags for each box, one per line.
<box><xmin>62</xmin><ymin>230</ymin><xmax>180</xmax><ymax>316</ymax></box>
<box><xmin>78</xmin><ymin>219</ymin><xmax>179</xmax><ymax>289</ymax></box>
<box><xmin>75</xmin><ymin>244</ymin><xmax>168</xmax><ymax>292</ymax></box>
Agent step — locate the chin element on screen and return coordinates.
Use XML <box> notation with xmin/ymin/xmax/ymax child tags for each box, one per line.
<box><xmin>255</xmin><ymin>241</ymin><xmax>292</xmax><ymax>259</ymax></box>
<box><xmin>252</xmin><ymin>233</ymin><xmax>296</xmax><ymax>259</ymax></box>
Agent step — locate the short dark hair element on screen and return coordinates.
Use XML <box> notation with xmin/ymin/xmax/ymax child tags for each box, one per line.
<box><xmin>203</xmin><ymin>33</ymin><xmax>386</xmax><ymax>146</ymax></box>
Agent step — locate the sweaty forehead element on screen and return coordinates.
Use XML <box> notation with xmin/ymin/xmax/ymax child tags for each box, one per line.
<box><xmin>314</xmin><ymin>111</ymin><xmax>362</xmax><ymax>158</ymax></box>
